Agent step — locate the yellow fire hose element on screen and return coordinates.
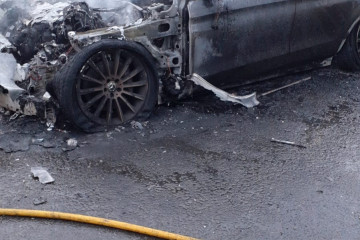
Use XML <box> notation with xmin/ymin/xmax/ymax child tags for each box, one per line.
<box><xmin>0</xmin><ymin>209</ymin><xmax>199</xmax><ymax>240</ymax></box>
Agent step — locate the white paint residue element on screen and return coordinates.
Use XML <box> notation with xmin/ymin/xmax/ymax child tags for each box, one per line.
<box><xmin>106</xmin><ymin>26</ymin><xmax>123</xmax><ymax>32</ymax></box>
<box><xmin>134</xmin><ymin>18</ymin><xmax>143</xmax><ymax>25</ymax></box>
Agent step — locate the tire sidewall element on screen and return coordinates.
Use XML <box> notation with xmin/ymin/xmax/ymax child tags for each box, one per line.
<box><xmin>348</xmin><ymin>23</ymin><xmax>360</xmax><ymax>67</ymax></box>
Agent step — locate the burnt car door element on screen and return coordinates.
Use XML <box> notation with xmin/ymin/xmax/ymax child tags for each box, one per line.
<box><xmin>290</xmin><ymin>0</ymin><xmax>360</xmax><ymax>64</ymax></box>
<box><xmin>187</xmin><ymin>0</ymin><xmax>296</xmax><ymax>86</ymax></box>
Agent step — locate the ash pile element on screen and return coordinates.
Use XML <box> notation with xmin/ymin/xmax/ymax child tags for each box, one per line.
<box><xmin>0</xmin><ymin>0</ymin><xmax>143</xmax><ymax>119</ymax></box>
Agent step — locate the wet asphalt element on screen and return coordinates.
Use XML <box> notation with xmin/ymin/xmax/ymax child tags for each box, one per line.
<box><xmin>0</xmin><ymin>67</ymin><xmax>359</xmax><ymax>240</ymax></box>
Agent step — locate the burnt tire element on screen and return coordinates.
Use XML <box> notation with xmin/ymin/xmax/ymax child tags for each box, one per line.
<box><xmin>49</xmin><ymin>39</ymin><xmax>158</xmax><ymax>132</ymax></box>
<box><xmin>335</xmin><ymin>23</ymin><xmax>360</xmax><ymax>71</ymax></box>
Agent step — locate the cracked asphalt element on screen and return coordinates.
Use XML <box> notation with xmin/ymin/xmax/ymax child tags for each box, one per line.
<box><xmin>0</xmin><ymin>67</ymin><xmax>360</xmax><ymax>240</ymax></box>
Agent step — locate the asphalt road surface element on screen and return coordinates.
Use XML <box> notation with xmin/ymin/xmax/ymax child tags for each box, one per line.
<box><xmin>0</xmin><ymin>67</ymin><xmax>359</xmax><ymax>240</ymax></box>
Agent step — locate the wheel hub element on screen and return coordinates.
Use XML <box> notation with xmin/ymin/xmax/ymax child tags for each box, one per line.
<box><xmin>107</xmin><ymin>81</ymin><xmax>117</xmax><ymax>92</ymax></box>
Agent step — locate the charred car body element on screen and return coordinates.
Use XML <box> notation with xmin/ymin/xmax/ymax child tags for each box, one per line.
<box><xmin>1</xmin><ymin>0</ymin><xmax>360</xmax><ymax>131</ymax></box>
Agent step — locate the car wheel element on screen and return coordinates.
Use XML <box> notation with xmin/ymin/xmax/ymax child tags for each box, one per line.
<box><xmin>335</xmin><ymin>23</ymin><xmax>360</xmax><ymax>71</ymax></box>
<box><xmin>51</xmin><ymin>39</ymin><xmax>158</xmax><ymax>132</ymax></box>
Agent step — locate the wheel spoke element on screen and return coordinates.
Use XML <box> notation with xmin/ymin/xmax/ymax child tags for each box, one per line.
<box><xmin>106</xmin><ymin>99</ymin><xmax>113</xmax><ymax>124</ymax></box>
<box><xmin>113</xmin><ymin>50</ymin><xmax>121</xmax><ymax>75</ymax></box>
<box><xmin>115</xmin><ymin>99</ymin><xmax>124</xmax><ymax>122</ymax></box>
<box><xmin>88</xmin><ymin>60</ymin><xmax>107</xmax><ymax>80</ymax></box>
<box><xmin>85</xmin><ymin>94</ymin><xmax>104</xmax><ymax>109</ymax></box>
<box><xmin>122</xmin><ymin>90</ymin><xmax>145</xmax><ymax>101</ymax></box>
<box><xmin>123</xmin><ymin>80</ymin><xmax>148</xmax><ymax>88</ymax></box>
<box><xmin>80</xmin><ymin>87</ymin><xmax>103</xmax><ymax>95</ymax></box>
<box><xmin>119</xmin><ymin>95</ymin><xmax>135</xmax><ymax>113</ymax></box>
<box><xmin>118</xmin><ymin>57</ymin><xmax>132</xmax><ymax>79</ymax></box>
<box><xmin>101</xmin><ymin>52</ymin><xmax>111</xmax><ymax>76</ymax></box>
<box><xmin>79</xmin><ymin>74</ymin><xmax>103</xmax><ymax>85</ymax></box>
<box><xmin>121</xmin><ymin>67</ymin><xmax>144</xmax><ymax>84</ymax></box>
<box><xmin>94</xmin><ymin>97</ymin><xmax>107</xmax><ymax>117</ymax></box>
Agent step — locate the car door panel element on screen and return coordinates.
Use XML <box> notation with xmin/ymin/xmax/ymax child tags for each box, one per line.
<box><xmin>187</xmin><ymin>0</ymin><xmax>296</xmax><ymax>83</ymax></box>
<box><xmin>290</xmin><ymin>0</ymin><xmax>360</xmax><ymax>63</ymax></box>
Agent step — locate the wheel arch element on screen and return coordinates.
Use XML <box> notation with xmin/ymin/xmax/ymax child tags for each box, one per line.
<box><xmin>50</xmin><ymin>38</ymin><xmax>160</xmax><ymax>131</ymax></box>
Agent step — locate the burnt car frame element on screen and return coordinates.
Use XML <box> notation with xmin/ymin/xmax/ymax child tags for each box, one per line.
<box><xmin>2</xmin><ymin>0</ymin><xmax>360</xmax><ymax>131</ymax></box>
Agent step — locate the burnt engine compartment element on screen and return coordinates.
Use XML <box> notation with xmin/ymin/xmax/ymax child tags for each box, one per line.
<box><xmin>0</xmin><ymin>0</ymin><xmax>200</xmax><ymax>125</ymax></box>
<box><xmin>2</xmin><ymin>1</ymin><xmax>106</xmax><ymax>64</ymax></box>
<box><xmin>0</xmin><ymin>0</ymin><xmax>150</xmax><ymax>100</ymax></box>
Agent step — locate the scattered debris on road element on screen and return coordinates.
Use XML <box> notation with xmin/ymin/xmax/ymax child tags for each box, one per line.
<box><xmin>67</xmin><ymin>138</ymin><xmax>78</xmax><ymax>147</ymax></box>
<box><xmin>131</xmin><ymin>121</ymin><xmax>144</xmax><ymax>130</ymax></box>
<box><xmin>31</xmin><ymin>167</ymin><xmax>55</xmax><ymax>184</ymax></box>
<box><xmin>62</xmin><ymin>138</ymin><xmax>78</xmax><ymax>152</ymax></box>
<box><xmin>33</xmin><ymin>197</ymin><xmax>47</xmax><ymax>206</ymax></box>
<box><xmin>271</xmin><ymin>138</ymin><xmax>307</xmax><ymax>149</ymax></box>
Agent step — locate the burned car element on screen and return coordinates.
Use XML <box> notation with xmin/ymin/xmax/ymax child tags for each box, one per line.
<box><xmin>1</xmin><ymin>0</ymin><xmax>360</xmax><ymax>131</ymax></box>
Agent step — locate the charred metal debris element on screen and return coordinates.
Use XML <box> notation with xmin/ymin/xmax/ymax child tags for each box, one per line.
<box><xmin>0</xmin><ymin>0</ymin><xmax>258</xmax><ymax>127</ymax></box>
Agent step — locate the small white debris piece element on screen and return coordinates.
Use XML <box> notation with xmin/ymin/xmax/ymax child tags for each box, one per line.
<box><xmin>131</xmin><ymin>121</ymin><xmax>144</xmax><ymax>130</ymax></box>
<box><xmin>68</xmin><ymin>31</ymin><xmax>76</xmax><ymax>38</ymax></box>
<box><xmin>31</xmin><ymin>167</ymin><xmax>55</xmax><ymax>184</ymax></box>
<box><xmin>42</xmin><ymin>92</ymin><xmax>51</xmax><ymax>101</ymax></box>
<box><xmin>175</xmin><ymin>80</ymin><xmax>181</xmax><ymax>90</ymax></box>
<box><xmin>13</xmin><ymin>64</ymin><xmax>29</xmax><ymax>82</ymax></box>
<box><xmin>106</xmin><ymin>26</ymin><xmax>123</xmax><ymax>32</ymax></box>
<box><xmin>271</xmin><ymin>138</ymin><xmax>306</xmax><ymax>149</ymax></box>
<box><xmin>67</xmin><ymin>138</ymin><xmax>78</xmax><ymax>147</ymax></box>
<box><xmin>9</xmin><ymin>112</ymin><xmax>20</xmax><ymax>121</ymax></box>
<box><xmin>189</xmin><ymin>73</ymin><xmax>260</xmax><ymax>108</ymax></box>
<box><xmin>33</xmin><ymin>196</ymin><xmax>47</xmax><ymax>206</ymax></box>
<box><xmin>32</xmin><ymin>138</ymin><xmax>44</xmax><ymax>144</ymax></box>
<box><xmin>46</xmin><ymin>122</ymin><xmax>54</xmax><ymax>131</ymax></box>
<box><xmin>134</xmin><ymin>18</ymin><xmax>143</xmax><ymax>25</ymax></box>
